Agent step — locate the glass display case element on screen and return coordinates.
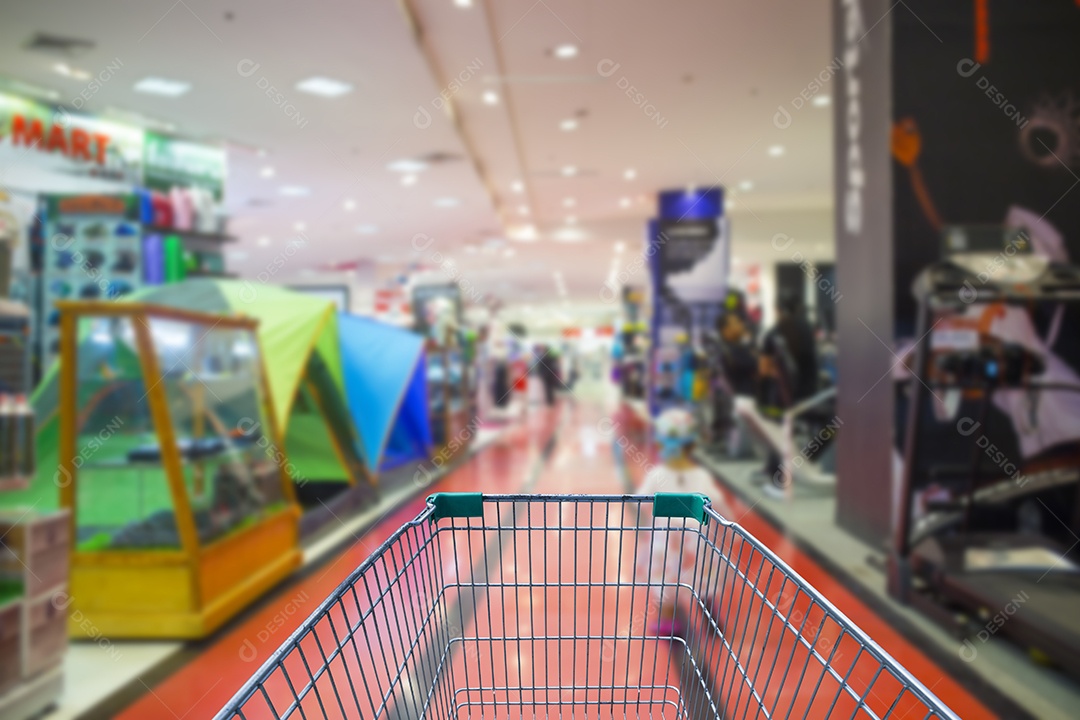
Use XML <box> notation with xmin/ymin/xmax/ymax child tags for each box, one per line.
<box><xmin>56</xmin><ymin>301</ymin><xmax>301</xmax><ymax>638</ymax></box>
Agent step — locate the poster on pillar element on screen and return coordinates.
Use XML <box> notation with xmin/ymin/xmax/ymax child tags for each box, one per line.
<box><xmin>892</xmin><ymin>1</ymin><xmax>1080</xmax><ymax>337</ymax></box>
<box><xmin>890</xmin><ymin>2</ymin><xmax>1080</xmax><ymax>554</ymax></box>
<box><xmin>648</xmin><ymin>188</ymin><xmax>728</xmax><ymax>414</ymax></box>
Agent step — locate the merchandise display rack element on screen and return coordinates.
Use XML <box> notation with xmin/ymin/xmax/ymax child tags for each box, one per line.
<box><xmin>426</xmin><ymin>331</ymin><xmax>472</xmax><ymax>457</ymax></box>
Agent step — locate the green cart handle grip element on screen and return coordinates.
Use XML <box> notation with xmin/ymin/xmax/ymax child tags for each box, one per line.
<box><xmin>429</xmin><ymin>492</ymin><xmax>484</xmax><ymax>520</ymax></box>
<box><xmin>653</xmin><ymin>493</ymin><xmax>708</xmax><ymax>524</ymax></box>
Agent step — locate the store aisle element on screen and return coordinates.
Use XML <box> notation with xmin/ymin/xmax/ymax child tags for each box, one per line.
<box><xmin>114</xmin><ymin>388</ymin><xmax>996</xmax><ymax>719</ymax></box>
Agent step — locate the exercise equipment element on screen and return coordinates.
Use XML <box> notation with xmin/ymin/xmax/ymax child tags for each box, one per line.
<box><xmin>890</xmin><ymin>225</ymin><xmax>1080</xmax><ymax>679</ymax></box>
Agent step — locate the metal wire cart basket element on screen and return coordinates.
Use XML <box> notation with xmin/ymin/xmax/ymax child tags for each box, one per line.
<box><xmin>216</xmin><ymin>493</ymin><xmax>959</xmax><ymax>719</ymax></box>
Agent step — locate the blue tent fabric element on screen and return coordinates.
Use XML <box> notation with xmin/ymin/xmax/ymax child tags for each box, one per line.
<box><xmin>337</xmin><ymin>314</ymin><xmax>433</xmax><ymax>474</ymax></box>
<box><xmin>379</xmin><ymin>360</ymin><xmax>431</xmax><ymax>470</ymax></box>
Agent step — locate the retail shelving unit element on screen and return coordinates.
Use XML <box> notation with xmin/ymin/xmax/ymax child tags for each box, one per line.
<box><xmin>426</xmin><ymin>332</ymin><xmax>472</xmax><ymax>458</ymax></box>
<box><xmin>55</xmin><ymin>301</ymin><xmax>301</xmax><ymax>638</ymax></box>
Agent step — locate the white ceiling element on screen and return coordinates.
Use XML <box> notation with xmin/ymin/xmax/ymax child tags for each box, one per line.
<box><xmin>0</xmin><ymin>0</ymin><xmax>834</xmax><ymax>306</ymax></box>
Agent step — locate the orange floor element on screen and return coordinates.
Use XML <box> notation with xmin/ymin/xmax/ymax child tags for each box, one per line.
<box><xmin>113</xmin><ymin>397</ymin><xmax>995</xmax><ymax>719</ymax></box>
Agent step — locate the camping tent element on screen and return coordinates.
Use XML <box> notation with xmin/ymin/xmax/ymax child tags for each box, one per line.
<box><xmin>337</xmin><ymin>313</ymin><xmax>432</xmax><ymax>473</ymax></box>
<box><xmin>4</xmin><ymin>280</ymin><xmax>366</xmax><ymax>512</ymax></box>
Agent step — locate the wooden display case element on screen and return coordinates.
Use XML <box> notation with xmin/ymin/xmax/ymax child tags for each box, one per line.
<box><xmin>55</xmin><ymin>302</ymin><xmax>302</xmax><ymax>639</ymax></box>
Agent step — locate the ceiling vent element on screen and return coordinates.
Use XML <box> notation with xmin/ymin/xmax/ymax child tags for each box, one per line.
<box><xmin>416</xmin><ymin>151</ymin><xmax>464</xmax><ymax>166</ymax></box>
<box><xmin>24</xmin><ymin>32</ymin><xmax>95</xmax><ymax>57</ymax></box>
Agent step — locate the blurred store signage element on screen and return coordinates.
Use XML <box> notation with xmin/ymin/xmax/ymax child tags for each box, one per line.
<box><xmin>0</xmin><ymin>91</ymin><xmax>223</xmax><ymax>196</ymax></box>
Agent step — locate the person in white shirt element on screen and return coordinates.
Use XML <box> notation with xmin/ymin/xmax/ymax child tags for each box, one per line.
<box><xmin>636</xmin><ymin>408</ymin><xmax>732</xmax><ymax>637</ymax></box>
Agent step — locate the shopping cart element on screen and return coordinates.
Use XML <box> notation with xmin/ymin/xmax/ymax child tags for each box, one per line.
<box><xmin>216</xmin><ymin>494</ymin><xmax>959</xmax><ymax>719</ymax></box>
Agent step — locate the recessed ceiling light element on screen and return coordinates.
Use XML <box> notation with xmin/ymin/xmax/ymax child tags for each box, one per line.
<box><xmin>561</xmin><ymin>165</ymin><xmax>578</xmax><ymax>177</ymax></box>
<box><xmin>615</xmin><ymin>241</ymin><xmax>626</xmax><ymax>253</ymax></box>
<box><xmin>518</xmin><ymin>205</ymin><xmax>530</xmax><ymax>216</ymax></box>
<box><xmin>434</xmin><ymin>197</ymin><xmax>460</xmax><ymax>208</ymax></box>
<box><xmin>559</xmin><ymin>118</ymin><xmax>578</xmax><ymax>132</ymax></box>
<box><xmin>260</xmin><ymin>166</ymin><xmax>275</xmax><ymax>178</ymax></box>
<box><xmin>563</xmin><ymin>198</ymin><xmax>576</xmax><ymax>208</ymax></box>
<box><xmin>401</xmin><ymin>174</ymin><xmax>418</xmax><ymax>186</ymax></box>
<box><xmin>554</xmin><ymin>44</ymin><xmax>579</xmax><ymax>59</ymax></box>
<box><xmin>387</xmin><ymin>159</ymin><xmax>428</xmax><ymax>173</ymax></box>
<box><xmin>812</xmin><ymin>95</ymin><xmax>831</xmax><ymax>108</ymax></box>
<box><xmin>355</xmin><ymin>224</ymin><xmax>379</xmax><ymax>234</ymax></box>
<box><xmin>768</xmin><ymin>145</ymin><xmax>785</xmax><ymax>157</ymax></box>
<box><xmin>343</xmin><ymin>199</ymin><xmax>356</xmax><ymax>211</ymax></box>
<box><xmin>279</xmin><ymin>185</ymin><xmax>311</xmax><ymax>196</ymax></box>
<box><xmin>619</xmin><ymin>197</ymin><xmax>631</xmax><ymax>208</ymax></box>
<box><xmin>293</xmin><ymin>221</ymin><xmax>307</xmax><ymax>232</ymax></box>
<box><xmin>508</xmin><ymin>225</ymin><xmax>539</xmax><ymax>242</ymax></box>
<box><xmin>552</xmin><ymin>227</ymin><xmax>586</xmax><ymax>243</ymax></box>
<box><xmin>738</xmin><ymin>180</ymin><xmax>753</xmax><ymax>191</ymax></box>
<box><xmin>257</xmin><ymin>236</ymin><xmax>271</xmax><ymax>247</ymax></box>
<box><xmin>511</xmin><ymin>180</ymin><xmax>524</xmax><ymax>193</ymax></box>
<box><xmin>482</xmin><ymin>90</ymin><xmax>499</xmax><ymax>105</ymax></box>
<box><xmin>454</xmin><ymin>0</ymin><xmax>473</xmax><ymax>7</ymax></box>
<box><xmin>53</xmin><ymin>62</ymin><xmax>90</xmax><ymax>80</ymax></box>
<box><xmin>295</xmin><ymin>76</ymin><xmax>353</xmax><ymax>97</ymax></box>
<box><xmin>623</xmin><ymin>168</ymin><xmax>637</xmax><ymax>181</ymax></box>
<box><xmin>134</xmin><ymin>77</ymin><xmax>191</xmax><ymax>97</ymax></box>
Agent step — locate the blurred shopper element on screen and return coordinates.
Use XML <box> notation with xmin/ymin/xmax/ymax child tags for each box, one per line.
<box><xmin>757</xmin><ymin>298</ymin><xmax>819</xmax><ymax>487</ymax></box>
<box><xmin>636</xmin><ymin>408</ymin><xmax>731</xmax><ymax>636</ymax></box>
<box><xmin>536</xmin><ymin>345</ymin><xmax>561</xmax><ymax>406</ymax></box>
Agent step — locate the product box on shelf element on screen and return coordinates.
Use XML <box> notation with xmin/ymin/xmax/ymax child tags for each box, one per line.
<box><xmin>0</xmin><ymin>598</ymin><xmax>20</xmax><ymax>696</ymax></box>
<box><xmin>21</xmin><ymin>590</ymin><xmax>66</xmax><ymax>678</ymax></box>
<box><xmin>0</xmin><ymin>510</ymin><xmax>69</xmax><ymax>600</ymax></box>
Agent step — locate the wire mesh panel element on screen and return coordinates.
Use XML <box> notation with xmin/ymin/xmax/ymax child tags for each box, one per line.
<box><xmin>216</xmin><ymin>494</ymin><xmax>959</xmax><ymax>720</ymax></box>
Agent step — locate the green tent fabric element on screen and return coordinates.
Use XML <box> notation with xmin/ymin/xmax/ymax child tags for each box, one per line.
<box><xmin>1</xmin><ymin>280</ymin><xmax>364</xmax><ymax>513</ymax></box>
